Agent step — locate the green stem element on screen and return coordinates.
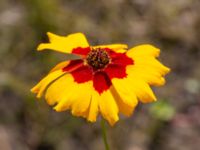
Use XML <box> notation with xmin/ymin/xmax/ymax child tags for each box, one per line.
<box><xmin>101</xmin><ymin>119</ymin><xmax>110</xmax><ymax>150</ymax></box>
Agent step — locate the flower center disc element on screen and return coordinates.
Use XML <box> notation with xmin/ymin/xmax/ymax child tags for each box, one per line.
<box><xmin>86</xmin><ymin>48</ymin><xmax>110</xmax><ymax>70</ymax></box>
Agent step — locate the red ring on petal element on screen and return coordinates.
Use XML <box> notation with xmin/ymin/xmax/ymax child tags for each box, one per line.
<box><xmin>62</xmin><ymin>60</ymin><xmax>84</xmax><ymax>72</ymax></box>
<box><xmin>93</xmin><ymin>71</ymin><xmax>112</xmax><ymax>94</ymax></box>
<box><xmin>111</xmin><ymin>53</ymin><xmax>133</xmax><ymax>66</ymax></box>
<box><xmin>71</xmin><ymin>65</ymin><xmax>93</xmax><ymax>83</ymax></box>
<box><xmin>104</xmin><ymin>64</ymin><xmax>127</xmax><ymax>79</ymax></box>
<box><xmin>62</xmin><ymin>47</ymin><xmax>134</xmax><ymax>94</ymax></box>
<box><xmin>62</xmin><ymin>59</ymin><xmax>93</xmax><ymax>83</ymax></box>
<box><xmin>72</xmin><ymin>47</ymin><xmax>91</xmax><ymax>56</ymax></box>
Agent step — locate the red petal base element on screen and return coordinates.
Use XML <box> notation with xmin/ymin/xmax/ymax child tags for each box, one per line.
<box><xmin>62</xmin><ymin>47</ymin><xmax>134</xmax><ymax>94</ymax></box>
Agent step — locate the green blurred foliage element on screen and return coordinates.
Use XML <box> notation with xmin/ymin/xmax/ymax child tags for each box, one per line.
<box><xmin>150</xmin><ymin>100</ymin><xmax>175</xmax><ymax>121</ymax></box>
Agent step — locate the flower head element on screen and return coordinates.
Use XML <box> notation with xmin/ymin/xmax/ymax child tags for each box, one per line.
<box><xmin>31</xmin><ymin>32</ymin><xmax>170</xmax><ymax>126</ymax></box>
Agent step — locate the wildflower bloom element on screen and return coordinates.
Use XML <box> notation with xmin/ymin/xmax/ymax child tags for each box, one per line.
<box><xmin>31</xmin><ymin>32</ymin><xmax>170</xmax><ymax>126</ymax></box>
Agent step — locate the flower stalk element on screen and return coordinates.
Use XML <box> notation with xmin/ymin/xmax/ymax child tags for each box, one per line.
<box><xmin>101</xmin><ymin>118</ymin><xmax>110</xmax><ymax>150</ymax></box>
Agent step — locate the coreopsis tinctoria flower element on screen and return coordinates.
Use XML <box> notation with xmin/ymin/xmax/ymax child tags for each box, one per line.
<box><xmin>31</xmin><ymin>32</ymin><xmax>170</xmax><ymax>125</ymax></box>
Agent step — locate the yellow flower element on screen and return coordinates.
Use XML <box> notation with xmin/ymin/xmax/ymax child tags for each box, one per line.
<box><xmin>31</xmin><ymin>32</ymin><xmax>170</xmax><ymax>126</ymax></box>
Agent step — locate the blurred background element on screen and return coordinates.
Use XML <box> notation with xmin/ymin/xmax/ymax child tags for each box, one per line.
<box><xmin>0</xmin><ymin>0</ymin><xmax>200</xmax><ymax>150</ymax></box>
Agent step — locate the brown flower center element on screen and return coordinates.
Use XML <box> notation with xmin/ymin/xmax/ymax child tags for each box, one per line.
<box><xmin>86</xmin><ymin>48</ymin><xmax>110</xmax><ymax>70</ymax></box>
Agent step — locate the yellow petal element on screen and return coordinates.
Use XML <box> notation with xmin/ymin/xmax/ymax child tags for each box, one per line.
<box><xmin>71</xmin><ymin>82</ymin><xmax>94</xmax><ymax>117</ymax></box>
<box><xmin>127</xmin><ymin>44</ymin><xmax>160</xmax><ymax>57</ymax></box>
<box><xmin>37</xmin><ymin>32</ymin><xmax>89</xmax><ymax>53</ymax></box>
<box><xmin>126</xmin><ymin>45</ymin><xmax>170</xmax><ymax>86</ymax></box>
<box><xmin>109</xmin><ymin>87</ymin><xmax>136</xmax><ymax>117</ymax></box>
<box><xmin>126</xmin><ymin>56</ymin><xmax>170</xmax><ymax>86</ymax></box>
<box><xmin>111</xmin><ymin>78</ymin><xmax>138</xmax><ymax>116</ymax></box>
<box><xmin>127</xmin><ymin>65</ymin><xmax>166</xmax><ymax>86</ymax></box>
<box><xmin>86</xmin><ymin>93</ymin><xmax>99</xmax><ymax>122</ymax></box>
<box><xmin>92</xmin><ymin>44</ymin><xmax>128</xmax><ymax>52</ymax></box>
<box><xmin>47</xmin><ymin>32</ymin><xmax>63</xmax><ymax>42</ymax></box>
<box><xmin>126</xmin><ymin>76</ymin><xmax>157</xmax><ymax>103</ymax></box>
<box><xmin>45</xmin><ymin>73</ymin><xmax>75</xmax><ymax>106</ymax></box>
<box><xmin>134</xmin><ymin>57</ymin><xmax>170</xmax><ymax>75</ymax></box>
<box><xmin>93</xmin><ymin>89</ymin><xmax>119</xmax><ymax>126</ymax></box>
<box><xmin>48</xmin><ymin>74</ymin><xmax>95</xmax><ymax>119</ymax></box>
<box><xmin>30</xmin><ymin>70</ymin><xmax>65</xmax><ymax>98</ymax></box>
